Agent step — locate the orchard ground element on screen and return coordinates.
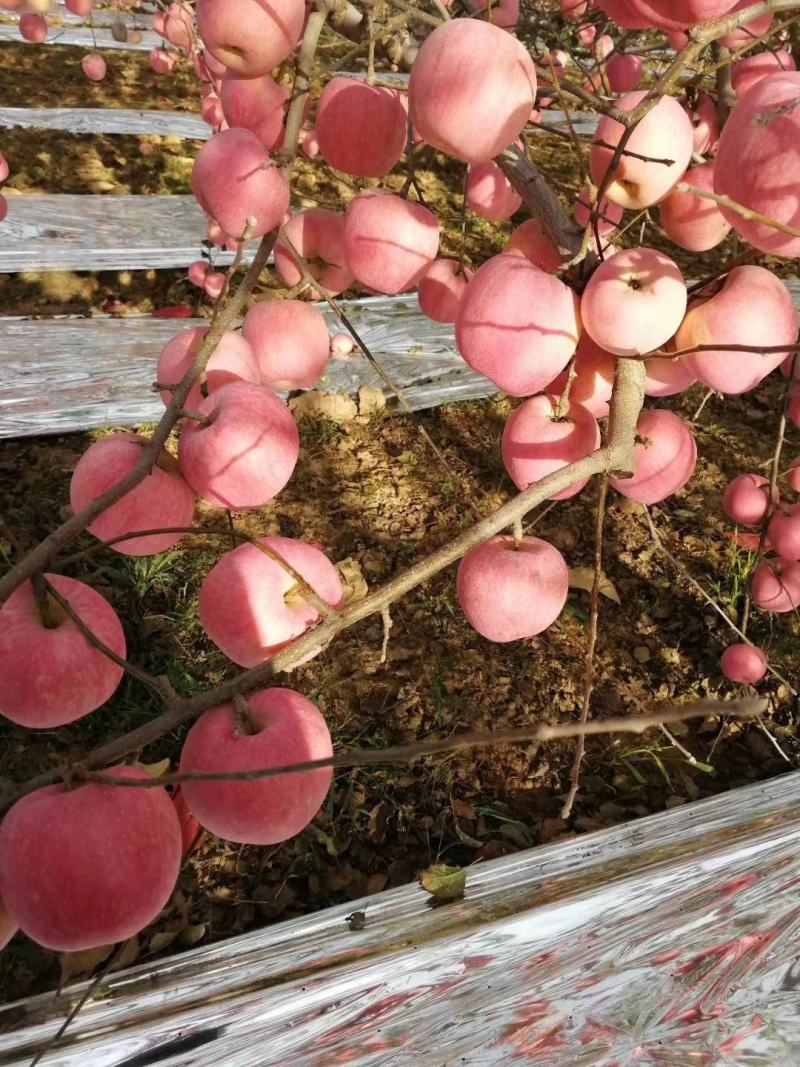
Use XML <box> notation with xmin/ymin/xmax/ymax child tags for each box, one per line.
<box><xmin>1</xmin><ymin>35</ymin><xmax>799</xmax><ymax>1000</ymax></box>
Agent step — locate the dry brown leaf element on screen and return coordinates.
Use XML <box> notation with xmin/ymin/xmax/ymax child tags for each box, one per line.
<box><xmin>289</xmin><ymin>391</ymin><xmax>357</xmax><ymax>422</ymax></box>
<box><xmin>568</xmin><ymin>567</ymin><xmax>621</xmax><ymax>604</ymax></box>
<box><xmin>337</xmin><ymin>557</ymin><xmax>368</xmax><ymax>604</ymax></box>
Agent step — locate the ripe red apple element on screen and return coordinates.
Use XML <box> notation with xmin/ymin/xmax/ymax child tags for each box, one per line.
<box><xmin>242</xmin><ymin>299</ymin><xmax>330</xmax><ymax>390</ymax></box>
<box><xmin>150</xmin><ymin>48</ymin><xmax>177</xmax><ymax>75</ymax></box>
<box><xmin>204</xmin><ymin>271</ymin><xmax>226</xmax><ymax>300</ymax></box>
<box><xmin>546</xmin><ymin>332</ymin><xmax>615</xmax><ymax>417</ymax></box>
<box><xmin>786</xmin><ymin>458</ymin><xmax>800</xmax><ymax>493</ymax></box>
<box><xmin>752</xmin><ymin>557</ymin><xmax>800</xmax><ymax>612</ymax></box>
<box><xmin>720</xmin><ymin>643</ymin><xmax>767</xmax><ymax>684</ymax></box>
<box><xmin>644</xmin><ymin>348</ymin><xmax>698</xmax><ymax>397</ymax></box>
<box><xmin>581</xmin><ymin>247</ymin><xmax>687</xmax><ymax>356</ymax></box>
<box><xmin>502</xmin><ymin>394</ymin><xmax>600</xmax><ymax>500</ymax></box>
<box><xmin>417</xmin><ymin>259</ymin><xmax>470</xmax><ymax>324</ymax></box>
<box><xmin>274</xmin><ymin>208</ymin><xmax>353</xmax><ymax>296</ymax></box>
<box><xmin>196</xmin><ymin>0</ymin><xmax>305</xmax><ymax>76</ymax></box>
<box><xmin>70</xmin><ymin>433</ymin><xmax>196</xmax><ymax>555</ymax></box>
<box><xmin>192</xmin><ymin>128</ymin><xmax>290</xmax><ymax>240</ymax></box>
<box><xmin>767</xmin><ymin>504</ymin><xmax>800</xmax><ymax>559</ymax></box>
<box><xmin>677</xmin><ymin>267</ymin><xmax>798</xmax><ymax>394</ymax></box>
<box><xmin>688</xmin><ymin>92</ymin><xmax>719</xmax><ymax>156</ymax></box>
<box><xmin>343</xmin><ymin>191</ymin><xmax>439</xmax><ymax>295</ymax></box>
<box><xmin>457</xmin><ymin>535</ymin><xmax>569</xmax><ymax>642</ymax></box>
<box><xmin>607</xmin><ymin>52</ymin><xmax>643</xmax><ymax>93</ymax></box>
<box><xmin>731</xmin><ymin>50</ymin><xmax>795</xmax><ymax>99</ymax></box>
<box><xmin>714</xmin><ymin>72</ymin><xmax>800</xmax><ymax>257</ymax></box>
<box><xmin>456</xmin><ymin>255</ymin><xmax>581</xmax><ymax>397</ymax></box>
<box><xmin>0</xmin><ymin>766</ymin><xmax>182</xmax><ymax>951</ymax></box>
<box><xmin>591</xmin><ymin>91</ymin><xmax>693</xmax><ymax>208</ymax></box>
<box><xmin>82</xmin><ymin>52</ymin><xmax>107</xmax><ymax>82</ymax></box>
<box><xmin>156</xmin><ymin>327</ymin><xmax>259</xmax><ymax>407</ymax></box>
<box><xmin>660</xmin><ymin>162</ymin><xmax>732</xmax><ymax>252</ymax></box>
<box><xmin>609</xmin><ymin>409</ymin><xmax>697</xmax><ymax>503</ymax></box>
<box><xmin>187</xmin><ymin>260</ymin><xmax>209</xmax><ymax>287</ymax></box>
<box><xmin>0</xmin><ymin>573</ymin><xmax>125</xmax><ymax>728</ymax></box>
<box><xmin>178</xmin><ymin>381</ymin><xmax>299</xmax><ymax>509</ymax></box>
<box><xmin>178</xmin><ymin>688</ymin><xmax>333</xmax><ymax>845</ymax></box>
<box><xmin>724</xmin><ymin>473</ymin><xmax>775</xmax><ymax>526</ymax></box>
<box><xmin>574</xmin><ymin>185</ymin><xmax>623</xmax><ymax>236</ymax></box>
<box><xmin>19</xmin><ymin>13</ymin><xmax>47</xmax><ymax>42</ymax></box>
<box><xmin>65</xmin><ymin>0</ymin><xmax>94</xmax><ymax>13</ymax></box>
<box><xmin>316</xmin><ymin>78</ymin><xmax>407</xmax><ymax>177</ymax></box>
<box><xmin>504</xmin><ymin>218</ymin><xmax>562</xmax><ymax>272</ymax></box>
<box><xmin>201</xmin><ymin>91</ymin><xmax>225</xmax><ymax>129</ymax></box>
<box><xmin>408</xmin><ymin>19</ymin><xmax>536</xmax><ymax>163</ymax></box>
<box><xmin>163</xmin><ymin>1</ymin><xmax>193</xmax><ymax>49</ymax></box>
<box><xmin>220</xmin><ymin>73</ymin><xmax>288</xmax><ymax>150</ymax></box>
<box><xmin>466</xmin><ymin>161</ymin><xmax>522</xmax><ymax>221</ymax></box>
<box><xmin>199</xmin><ymin>536</ymin><xmax>343</xmax><ymax>667</ymax></box>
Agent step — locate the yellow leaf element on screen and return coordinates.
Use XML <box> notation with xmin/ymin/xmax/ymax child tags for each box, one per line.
<box><xmin>420</xmin><ymin>863</ymin><xmax>466</xmax><ymax>904</ymax></box>
<box><xmin>134</xmin><ymin>757</ymin><xmax>171</xmax><ymax>778</ymax></box>
<box><xmin>568</xmin><ymin>567</ymin><xmax>621</xmax><ymax>604</ymax></box>
<box><xmin>337</xmin><ymin>558</ymin><xmax>368</xmax><ymax>605</ymax></box>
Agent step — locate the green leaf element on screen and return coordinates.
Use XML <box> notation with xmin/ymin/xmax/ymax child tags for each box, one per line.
<box><xmin>420</xmin><ymin>863</ymin><xmax>466</xmax><ymax>905</ymax></box>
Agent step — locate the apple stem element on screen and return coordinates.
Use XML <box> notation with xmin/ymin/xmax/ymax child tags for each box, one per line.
<box><xmin>31</xmin><ymin>572</ymin><xmax>63</xmax><ymax>629</ymax></box>
<box><xmin>233</xmin><ymin>693</ymin><xmax>260</xmax><ymax>736</ymax></box>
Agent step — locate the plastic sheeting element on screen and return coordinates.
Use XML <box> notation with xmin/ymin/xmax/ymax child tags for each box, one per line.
<box><xmin>0</xmin><ymin>15</ymin><xmax>160</xmax><ymax>51</ymax></box>
<box><xmin>0</xmin><ymin>107</ymin><xmax>209</xmax><ymax>140</ymax></box>
<box><xmin>0</xmin><ymin>297</ymin><xmax>491</xmax><ymax>438</ymax></box>
<box><xmin>0</xmin><ymin>195</ymin><xmax>233</xmax><ymax>272</ymax></box>
<box><xmin>1</xmin><ymin>767</ymin><xmax>799</xmax><ymax>1065</ymax></box>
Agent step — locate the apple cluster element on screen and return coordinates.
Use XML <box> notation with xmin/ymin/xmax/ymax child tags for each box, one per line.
<box><xmin>2</xmin><ymin>1</ymin><xmax>800</xmax><ymax>956</ymax></box>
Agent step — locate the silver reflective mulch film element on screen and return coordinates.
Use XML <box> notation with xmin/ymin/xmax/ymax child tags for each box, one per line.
<box><xmin>1</xmin><ymin>768</ymin><xmax>799</xmax><ymax>1064</ymax></box>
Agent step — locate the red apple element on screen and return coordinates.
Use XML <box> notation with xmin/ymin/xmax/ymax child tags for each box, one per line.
<box><xmin>178</xmin><ymin>688</ymin><xmax>333</xmax><ymax>845</ymax></box>
<box><xmin>0</xmin><ymin>573</ymin><xmax>125</xmax><ymax>728</ymax></box>
<box><xmin>199</xmin><ymin>536</ymin><xmax>343</xmax><ymax>667</ymax></box>
<box><xmin>274</xmin><ymin>208</ymin><xmax>353</xmax><ymax>297</ymax></box>
<box><xmin>196</xmin><ymin>0</ymin><xmax>305</xmax><ymax>76</ymax></box>
<box><xmin>609</xmin><ymin>409</ymin><xmax>696</xmax><ymax>504</ymax></box>
<box><xmin>502</xmin><ymin>394</ymin><xmax>600</xmax><ymax>500</ymax></box>
<box><xmin>70</xmin><ymin>433</ymin><xmax>196</xmax><ymax>555</ymax></box>
<box><xmin>156</xmin><ymin>327</ymin><xmax>259</xmax><ymax>407</ymax></box>
<box><xmin>343</xmin><ymin>191</ymin><xmax>439</xmax><ymax>295</ymax></box>
<box><xmin>581</xmin><ymin>247</ymin><xmax>687</xmax><ymax>356</ymax></box>
<box><xmin>457</xmin><ymin>535</ymin><xmax>568</xmax><ymax>641</ymax></box>
<box><xmin>456</xmin><ymin>255</ymin><xmax>581</xmax><ymax>397</ymax></box>
<box><xmin>316</xmin><ymin>78</ymin><xmax>407</xmax><ymax>177</ymax></box>
<box><xmin>720</xmin><ymin>643</ymin><xmax>767</xmax><ymax>684</ymax></box>
<box><xmin>408</xmin><ymin>19</ymin><xmax>536</xmax><ymax>163</ymax></box>
<box><xmin>0</xmin><ymin>766</ymin><xmax>182</xmax><ymax>951</ymax></box>
<box><xmin>178</xmin><ymin>381</ymin><xmax>299</xmax><ymax>509</ymax></box>
<box><xmin>192</xmin><ymin>128</ymin><xmax>290</xmax><ymax>240</ymax></box>
<box><xmin>242</xmin><ymin>299</ymin><xmax>330</xmax><ymax>390</ymax></box>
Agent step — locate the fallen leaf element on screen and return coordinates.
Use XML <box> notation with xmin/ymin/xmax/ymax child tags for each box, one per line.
<box><xmin>568</xmin><ymin>567</ymin><xmax>621</xmax><ymax>604</ymax></box>
<box><xmin>724</xmin><ymin>530</ymin><xmax>765</xmax><ymax>552</ymax></box>
<box><xmin>110</xmin><ymin>16</ymin><xmax>129</xmax><ymax>41</ymax></box>
<box><xmin>148</xmin><ymin>929</ymin><xmax>181</xmax><ymax>954</ymax></box>
<box><xmin>179</xmin><ymin>923</ymin><xmax>207</xmax><ymax>948</ymax></box>
<box><xmin>337</xmin><ymin>557</ymin><xmax>368</xmax><ymax>604</ymax></box>
<box><xmin>451</xmin><ymin>798</ymin><xmax>476</xmax><ymax>821</ymax></box>
<box><xmin>289</xmin><ymin>391</ymin><xmax>357</xmax><ymax>422</ymax></box>
<box><xmin>420</xmin><ymin>863</ymin><xmax>466</xmax><ymax>905</ymax></box>
<box><xmin>367</xmin><ymin>801</ymin><xmax>389</xmax><ymax>842</ymax></box>
<box><xmin>454</xmin><ymin>824</ymin><xmax>483</xmax><ymax>849</ymax></box>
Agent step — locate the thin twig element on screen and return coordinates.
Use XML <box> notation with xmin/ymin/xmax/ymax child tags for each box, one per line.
<box><xmin>89</xmin><ymin>697</ymin><xmax>767</xmax><ymax>790</ymax></box>
<box><xmin>562</xmin><ymin>475</ymin><xmax>609</xmax><ymax>819</ymax></box>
